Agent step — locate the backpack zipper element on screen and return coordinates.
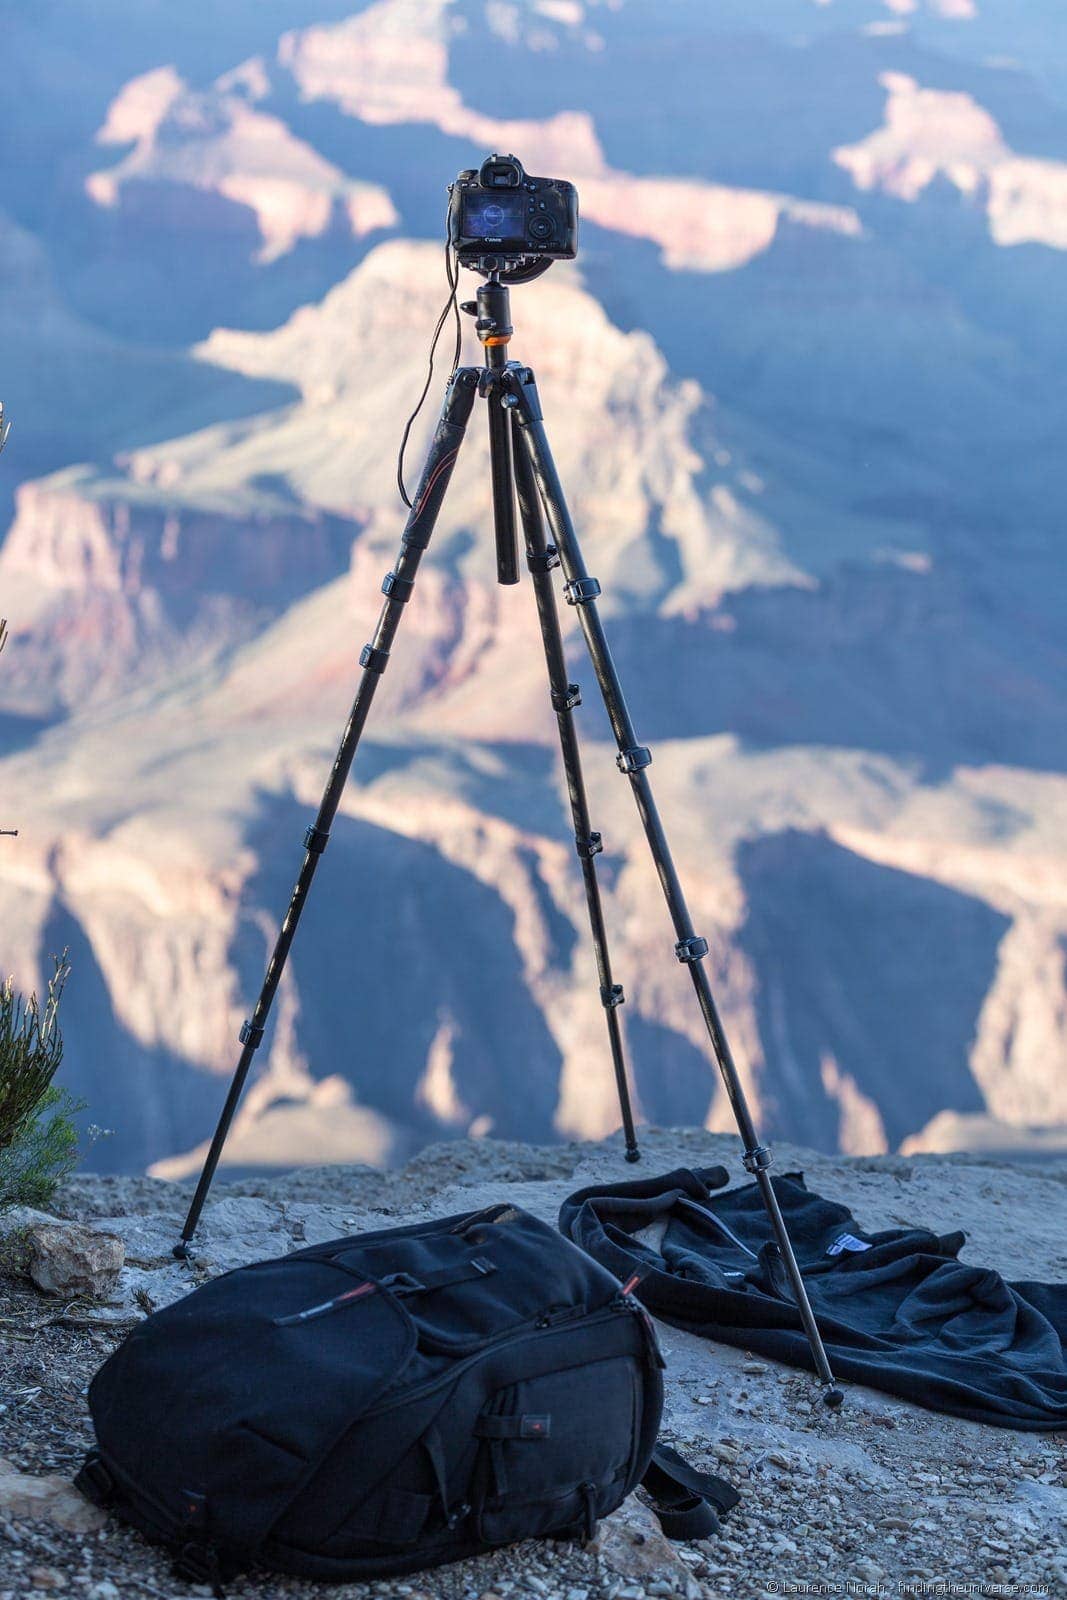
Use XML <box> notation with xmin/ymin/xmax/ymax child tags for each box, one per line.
<box><xmin>614</xmin><ymin>1278</ymin><xmax>666</xmax><ymax>1369</ymax></box>
<box><xmin>357</xmin><ymin>1300</ymin><xmax>639</xmax><ymax>1422</ymax></box>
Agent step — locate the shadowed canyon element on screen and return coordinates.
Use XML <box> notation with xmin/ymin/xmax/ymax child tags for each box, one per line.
<box><xmin>1</xmin><ymin>0</ymin><xmax>1065</xmax><ymax>1177</ymax></box>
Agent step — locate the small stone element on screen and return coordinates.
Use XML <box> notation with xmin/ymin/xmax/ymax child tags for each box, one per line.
<box><xmin>0</xmin><ymin>1459</ymin><xmax>106</xmax><ymax>1534</ymax></box>
<box><xmin>24</xmin><ymin>1223</ymin><xmax>124</xmax><ymax>1301</ymax></box>
<box><xmin>29</xmin><ymin>1571</ymin><xmax>67</xmax><ymax>1592</ymax></box>
<box><xmin>593</xmin><ymin>1496</ymin><xmax>694</xmax><ymax>1585</ymax></box>
<box><xmin>742</xmin><ymin>1361</ymin><xmax>767</xmax><ymax>1374</ymax></box>
<box><xmin>86</xmin><ymin>1586</ymin><xmax>120</xmax><ymax>1600</ymax></box>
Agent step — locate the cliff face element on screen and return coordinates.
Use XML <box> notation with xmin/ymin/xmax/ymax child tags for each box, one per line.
<box><xmin>87</xmin><ymin>63</ymin><xmax>398</xmax><ymax>263</ymax></box>
<box><xmin>1</xmin><ymin>0</ymin><xmax>1065</xmax><ymax>1178</ymax></box>
<box><xmin>0</xmin><ymin>473</ymin><xmax>358</xmax><ymax>714</ymax></box>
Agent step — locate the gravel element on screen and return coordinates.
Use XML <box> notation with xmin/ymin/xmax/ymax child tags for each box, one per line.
<box><xmin>1</xmin><ymin>1127</ymin><xmax>1065</xmax><ymax>1599</ymax></box>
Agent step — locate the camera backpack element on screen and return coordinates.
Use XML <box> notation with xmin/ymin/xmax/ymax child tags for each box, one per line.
<box><xmin>76</xmin><ymin>1202</ymin><xmax>737</xmax><ymax>1587</ymax></box>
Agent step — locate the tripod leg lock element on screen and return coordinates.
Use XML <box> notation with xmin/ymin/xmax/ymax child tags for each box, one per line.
<box><xmin>304</xmin><ymin>824</ymin><xmax>329</xmax><ymax>855</ymax></box>
<box><xmin>742</xmin><ymin>1144</ymin><xmax>773</xmax><ymax>1174</ymax></box>
<box><xmin>528</xmin><ymin>544</ymin><xmax>560</xmax><ymax>574</ymax></box>
<box><xmin>674</xmin><ymin>935</ymin><xmax>709</xmax><ymax>963</ymax></box>
<box><xmin>382</xmin><ymin>570</ymin><xmax>415</xmax><ymax>603</ymax></box>
<box><xmin>617</xmin><ymin>746</ymin><xmax>653</xmax><ymax>774</ymax></box>
<box><xmin>552</xmin><ymin>682</ymin><xmax>582</xmax><ymax>713</ymax></box>
<box><xmin>564</xmin><ymin>576</ymin><xmax>602</xmax><ymax>605</ymax></box>
<box><xmin>360</xmin><ymin>643</ymin><xmax>390</xmax><ymax>675</ymax></box>
<box><xmin>576</xmin><ymin>830</ymin><xmax>603</xmax><ymax>859</ymax></box>
<box><xmin>600</xmin><ymin>982</ymin><xmax>625</xmax><ymax>1009</ymax></box>
<box><xmin>239</xmin><ymin>1019</ymin><xmax>265</xmax><ymax>1048</ymax></box>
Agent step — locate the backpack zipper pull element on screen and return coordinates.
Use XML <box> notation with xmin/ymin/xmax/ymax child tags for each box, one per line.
<box><xmin>274</xmin><ymin>1280</ymin><xmax>378</xmax><ymax>1326</ymax></box>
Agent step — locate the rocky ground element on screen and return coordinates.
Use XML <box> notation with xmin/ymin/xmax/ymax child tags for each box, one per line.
<box><xmin>1</xmin><ymin>1127</ymin><xmax>1066</xmax><ymax>1600</ymax></box>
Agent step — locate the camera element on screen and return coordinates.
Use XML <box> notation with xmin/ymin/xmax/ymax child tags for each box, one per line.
<box><xmin>448</xmin><ymin>154</ymin><xmax>578</xmax><ymax>270</ymax></box>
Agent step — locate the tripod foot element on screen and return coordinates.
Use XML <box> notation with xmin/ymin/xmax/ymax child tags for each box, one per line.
<box><xmin>172</xmin><ymin>1240</ymin><xmax>195</xmax><ymax>1261</ymax></box>
<box><xmin>624</xmin><ymin>1144</ymin><xmax>641</xmax><ymax>1164</ymax></box>
<box><xmin>822</xmin><ymin>1384</ymin><xmax>845</xmax><ymax>1409</ymax></box>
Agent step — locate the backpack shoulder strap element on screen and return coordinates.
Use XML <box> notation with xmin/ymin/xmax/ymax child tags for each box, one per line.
<box><xmin>640</xmin><ymin>1443</ymin><xmax>740</xmax><ymax>1540</ymax></box>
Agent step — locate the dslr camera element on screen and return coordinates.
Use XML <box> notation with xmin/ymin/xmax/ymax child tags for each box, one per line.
<box><xmin>448</xmin><ymin>154</ymin><xmax>578</xmax><ymax>271</ymax></box>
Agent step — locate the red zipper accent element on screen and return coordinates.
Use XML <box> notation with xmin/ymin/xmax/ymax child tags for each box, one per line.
<box><xmin>337</xmin><ymin>1282</ymin><xmax>376</xmax><ymax>1304</ymax></box>
<box><xmin>621</xmin><ymin>1271</ymin><xmax>645</xmax><ymax>1297</ymax></box>
<box><xmin>275</xmin><ymin>1279</ymin><xmax>377</xmax><ymax>1326</ymax></box>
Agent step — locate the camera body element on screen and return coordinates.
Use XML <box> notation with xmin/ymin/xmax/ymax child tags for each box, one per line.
<box><xmin>448</xmin><ymin>154</ymin><xmax>578</xmax><ymax>270</ymax></box>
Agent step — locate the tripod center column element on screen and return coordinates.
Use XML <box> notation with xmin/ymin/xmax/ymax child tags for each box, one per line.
<box><xmin>474</xmin><ymin>276</ymin><xmax>520</xmax><ymax>585</ymax></box>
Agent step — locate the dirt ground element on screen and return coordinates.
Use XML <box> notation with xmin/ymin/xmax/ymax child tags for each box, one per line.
<box><xmin>1</xmin><ymin>1128</ymin><xmax>1065</xmax><ymax>1600</ymax></box>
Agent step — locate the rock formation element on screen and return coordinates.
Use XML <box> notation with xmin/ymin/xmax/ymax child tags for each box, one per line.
<box><xmin>0</xmin><ymin>0</ymin><xmax>1065</xmax><ymax>1178</ymax></box>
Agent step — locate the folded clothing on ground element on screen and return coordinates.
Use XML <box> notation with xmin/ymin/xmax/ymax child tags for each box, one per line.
<box><xmin>559</xmin><ymin>1165</ymin><xmax>1067</xmax><ymax>1431</ymax></box>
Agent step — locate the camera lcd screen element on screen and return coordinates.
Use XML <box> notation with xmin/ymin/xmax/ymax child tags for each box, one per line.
<box><xmin>461</xmin><ymin>193</ymin><xmax>525</xmax><ymax>240</ymax></box>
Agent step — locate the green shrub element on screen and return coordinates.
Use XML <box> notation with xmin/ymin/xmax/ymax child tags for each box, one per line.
<box><xmin>0</xmin><ymin>956</ymin><xmax>81</xmax><ymax>1212</ymax></box>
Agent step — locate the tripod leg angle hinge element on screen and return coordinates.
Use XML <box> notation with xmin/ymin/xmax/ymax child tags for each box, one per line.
<box><xmin>505</xmin><ymin>366</ymin><xmax>542</xmax><ymax>421</ymax></box>
<box><xmin>576</xmin><ymin>830</ymin><xmax>603</xmax><ymax>859</ymax></box>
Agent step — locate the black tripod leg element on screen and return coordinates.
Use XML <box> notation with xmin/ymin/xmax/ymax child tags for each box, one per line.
<box><xmin>511</xmin><ymin>419</ymin><xmax>640</xmax><ymax>1163</ymax></box>
<box><xmin>508</xmin><ymin>366</ymin><xmax>842</xmax><ymax>1405</ymax></box>
<box><xmin>174</xmin><ymin>369</ymin><xmax>480</xmax><ymax>1255</ymax></box>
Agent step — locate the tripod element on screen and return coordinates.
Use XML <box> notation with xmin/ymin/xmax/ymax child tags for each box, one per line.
<box><xmin>175</xmin><ymin>271</ymin><xmax>842</xmax><ymax>1406</ymax></box>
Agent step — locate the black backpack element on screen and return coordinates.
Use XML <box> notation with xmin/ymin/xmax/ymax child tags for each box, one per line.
<box><xmin>77</xmin><ymin>1202</ymin><xmax>737</xmax><ymax>1587</ymax></box>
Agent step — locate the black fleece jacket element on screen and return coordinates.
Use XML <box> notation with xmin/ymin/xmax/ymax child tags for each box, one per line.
<box><xmin>559</xmin><ymin>1165</ymin><xmax>1067</xmax><ymax>1431</ymax></box>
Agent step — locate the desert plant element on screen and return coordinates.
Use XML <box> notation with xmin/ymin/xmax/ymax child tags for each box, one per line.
<box><xmin>0</xmin><ymin>955</ymin><xmax>80</xmax><ymax>1211</ymax></box>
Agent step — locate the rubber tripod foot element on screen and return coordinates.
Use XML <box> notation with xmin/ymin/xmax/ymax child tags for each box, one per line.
<box><xmin>172</xmin><ymin>1241</ymin><xmax>195</xmax><ymax>1261</ymax></box>
<box><xmin>822</xmin><ymin>1385</ymin><xmax>845</xmax><ymax>1409</ymax></box>
<box><xmin>625</xmin><ymin>1146</ymin><xmax>641</xmax><ymax>1164</ymax></box>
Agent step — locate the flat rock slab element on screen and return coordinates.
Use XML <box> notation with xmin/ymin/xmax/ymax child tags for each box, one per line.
<box><xmin>0</xmin><ymin>1456</ymin><xmax>106</xmax><ymax>1533</ymax></box>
